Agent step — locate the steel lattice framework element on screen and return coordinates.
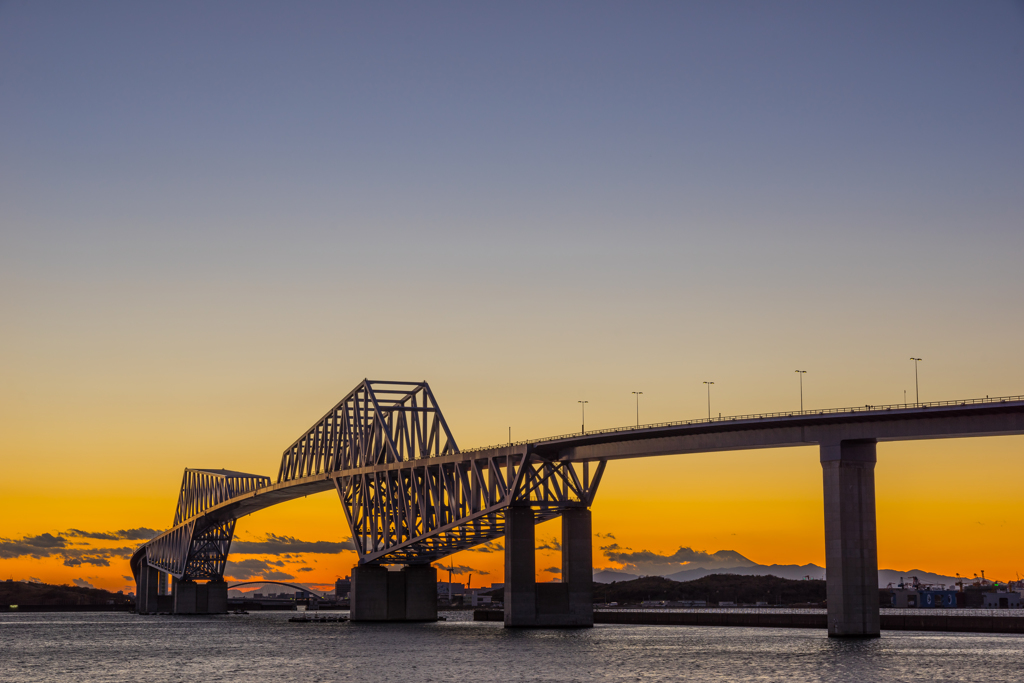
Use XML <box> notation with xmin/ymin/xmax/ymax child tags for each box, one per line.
<box><xmin>132</xmin><ymin>381</ymin><xmax>606</xmax><ymax>581</ymax></box>
<box><xmin>145</xmin><ymin>469</ymin><xmax>270</xmax><ymax>579</ymax></box>
<box><xmin>278</xmin><ymin>381</ymin><xmax>605</xmax><ymax>563</ymax></box>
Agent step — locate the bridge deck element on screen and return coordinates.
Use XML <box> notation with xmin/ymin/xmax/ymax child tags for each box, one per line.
<box><xmin>132</xmin><ymin>395</ymin><xmax>1024</xmax><ymax>573</ymax></box>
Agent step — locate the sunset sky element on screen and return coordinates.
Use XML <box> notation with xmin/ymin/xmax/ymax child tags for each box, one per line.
<box><xmin>2</xmin><ymin>2</ymin><xmax>1023</xmax><ymax>594</ymax></box>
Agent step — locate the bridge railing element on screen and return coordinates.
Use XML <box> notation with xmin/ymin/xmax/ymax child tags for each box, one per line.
<box><xmin>460</xmin><ymin>394</ymin><xmax>1024</xmax><ymax>454</ymax></box>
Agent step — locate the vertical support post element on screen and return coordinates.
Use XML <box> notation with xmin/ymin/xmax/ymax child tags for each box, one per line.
<box><xmin>206</xmin><ymin>580</ymin><xmax>228</xmax><ymax>614</ymax></box>
<box><xmin>562</xmin><ymin>508</ymin><xmax>594</xmax><ymax>626</ymax></box>
<box><xmin>350</xmin><ymin>564</ymin><xmax>389</xmax><ymax>621</ymax></box>
<box><xmin>172</xmin><ymin>578</ymin><xmax>197</xmax><ymax>614</ymax></box>
<box><xmin>821</xmin><ymin>439</ymin><xmax>880</xmax><ymax>637</ymax></box>
<box><xmin>403</xmin><ymin>564</ymin><xmax>438</xmax><ymax>621</ymax></box>
<box><xmin>504</xmin><ymin>506</ymin><xmax>537</xmax><ymax>626</ymax></box>
<box><xmin>135</xmin><ymin>558</ymin><xmax>160</xmax><ymax>614</ymax></box>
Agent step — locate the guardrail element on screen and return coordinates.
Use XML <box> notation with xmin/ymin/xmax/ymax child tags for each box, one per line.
<box><xmin>460</xmin><ymin>394</ymin><xmax>1024</xmax><ymax>454</ymax></box>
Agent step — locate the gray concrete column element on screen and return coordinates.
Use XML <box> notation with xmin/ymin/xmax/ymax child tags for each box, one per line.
<box><xmin>195</xmin><ymin>583</ymin><xmax>210</xmax><ymax>614</ymax></box>
<box><xmin>504</xmin><ymin>506</ymin><xmax>537</xmax><ymax>626</ymax></box>
<box><xmin>172</xmin><ymin>578</ymin><xmax>197</xmax><ymax>614</ymax></box>
<box><xmin>821</xmin><ymin>439</ymin><xmax>880</xmax><ymax>638</ymax></box>
<box><xmin>404</xmin><ymin>565</ymin><xmax>438</xmax><ymax>621</ymax></box>
<box><xmin>562</xmin><ymin>508</ymin><xmax>594</xmax><ymax>626</ymax></box>
<box><xmin>350</xmin><ymin>564</ymin><xmax>389</xmax><ymax>621</ymax></box>
<box><xmin>135</xmin><ymin>560</ymin><xmax>160</xmax><ymax>614</ymax></box>
<box><xmin>206</xmin><ymin>580</ymin><xmax>228</xmax><ymax>614</ymax></box>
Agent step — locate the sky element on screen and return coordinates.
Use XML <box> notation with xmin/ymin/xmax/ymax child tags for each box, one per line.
<box><xmin>1</xmin><ymin>1</ymin><xmax>1023</xmax><ymax>593</ymax></box>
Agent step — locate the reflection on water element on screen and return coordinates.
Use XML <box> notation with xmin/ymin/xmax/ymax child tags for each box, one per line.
<box><xmin>2</xmin><ymin>611</ymin><xmax>1022</xmax><ymax>682</ymax></box>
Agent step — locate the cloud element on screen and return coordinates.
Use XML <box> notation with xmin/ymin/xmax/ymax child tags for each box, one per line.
<box><xmin>24</xmin><ymin>533</ymin><xmax>67</xmax><ymax>549</ymax></box>
<box><xmin>67</xmin><ymin>529</ymin><xmax>118</xmax><ymax>541</ymax></box>
<box><xmin>537</xmin><ymin>537</ymin><xmax>561</xmax><ymax>552</ymax></box>
<box><xmin>29</xmin><ymin>577</ymin><xmax>42</xmax><ymax>583</ymax></box>
<box><xmin>225</xmin><ymin>559</ymin><xmax>293</xmax><ymax>580</ymax></box>
<box><xmin>467</xmin><ymin>540</ymin><xmax>503</xmax><ymax>553</ymax></box>
<box><xmin>433</xmin><ymin>563</ymin><xmax>488</xmax><ymax>576</ymax></box>
<box><xmin>66</xmin><ymin>528</ymin><xmax>161</xmax><ymax>541</ymax></box>
<box><xmin>114</xmin><ymin>528</ymin><xmax>162</xmax><ymax>541</ymax></box>
<box><xmin>602</xmin><ymin>546</ymin><xmax>755</xmax><ymax>576</ymax></box>
<box><xmin>296</xmin><ymin>567</ymin><xmax>314</xmax><ymax>573</ymax></box>
<box><xmin>122</xmin><ymin>575</ymin><xmax>133</xmax><ymax>581</ymax></box>
<box><xmin>63</xmin><ymin>556</ymin><xmax>111</xmax><ymax>567</ymax></box>
<box><xmin>596</xmin><ymin>533</ymin><xmax>616</xmax><ymax>540</ymax></box>
<box><xmin>544</xmin><ymin>567</ymin><xmax>561</xmax><ymax>574</ymax></box>
<box><xmin>72</xmin><ymin>578</ymin><xmax>96</xmax><ymax>589</ymax></box>
<box><xmin>229</xmin><ymin>533</ymin><xmax>355</xmax><ymax>555</ymax></box>
<box><xmin>0</xmin><ymin>534</ymin><xmax>132</xmax><ymax>562</ymax></box>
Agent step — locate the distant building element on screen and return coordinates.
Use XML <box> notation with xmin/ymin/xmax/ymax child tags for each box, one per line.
<box><xmin>892</xmin><ymin>589</ymin><xmax>958</xmax><ymax>608</ymax></box>
<box><xmin>437</xmin><ymin>582</ymin><xmax>464</xmax><ymax>597</ymax></box>
<box><xmin>335</xmin><ymin>577</ymin><xmax>350</xmax><ymax>600</ymax></box>
<box><xmin>983</xmin><ymin>592</ymin><xmax>1021</xmax><ymax>609</ymax></box>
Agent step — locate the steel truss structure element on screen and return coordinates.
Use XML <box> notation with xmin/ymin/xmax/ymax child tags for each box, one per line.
<box><xmin>145</xmin><ymin>469</ymin><xmax>270</xmax><ymax>580</ymax></box>
<box><xmin>279</xmin><ymin>381</ymin><xmax>606</xmax><ymax>563</ymax></box>
<box><xmin>133</xmin><ymin>381</ymin><xmax>607</xmax><ymax>583</ymax></box>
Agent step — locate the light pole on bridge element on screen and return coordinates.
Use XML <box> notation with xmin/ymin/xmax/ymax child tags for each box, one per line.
<box><xmin>703</xmin><ymin>382</ymin><xmax>714</xmax><ymax>421</ymax></box>
<box><xmin>578</xmin><ymin>400</ymin><xmax>588</xmax><ymax>435</ymax></box>
<box><xmin>910</xmin><ymin>358</ymin><xmax>922</xmax><ymax>405</ymax></box>
<box><xmin>795</xmin><ymin>370</ymin><xmax>807</xmax><ymax>411</ymax></box>
<box><xmin>632</xmin><ymin>391</ymin><xmax>642</xmax><ymax>428</ymax></box>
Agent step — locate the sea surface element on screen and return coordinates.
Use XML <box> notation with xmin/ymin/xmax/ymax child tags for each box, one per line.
<box><xmin>2</xmin><ymin>610</ymin><xmax>1023</xmax><ymax>682</ymax></box>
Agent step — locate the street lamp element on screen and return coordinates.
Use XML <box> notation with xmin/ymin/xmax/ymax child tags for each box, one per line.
<box><xmin>578</xmin><ymin>400</ymin><xmax>588</xmax><ymax>435</ymax></box>
<box><xmin>632</xmin><ymin>391</ymin><xmax>643</xmax><ymax>428</ymax></box>
<box><xmin>910</xmin><ymin>358</ymin><xmax>922</xmax><ymax>405</ymax></box>
<box><xmin>703</xmin><ymin>382</ymin><xmax>714</xmax><ymax>421</ymax></box>
<box><xmin>795</xmin><ymin>370</ymin><xmax>807</xmax><ymax>411</ymax></box>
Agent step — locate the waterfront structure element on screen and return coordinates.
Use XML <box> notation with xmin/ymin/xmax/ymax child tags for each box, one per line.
<box><xmin>130</xmin><ymin>379</ymin><xmax>1024</xmax><ymax>636</ymax></box>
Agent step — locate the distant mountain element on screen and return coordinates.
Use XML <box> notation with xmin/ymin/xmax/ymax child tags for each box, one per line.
<box><xmin>593</xmin><ymin>569</ymin><xmax>639</xmax><ymax>583</ymax></box>
<box><xmin>877</xmin><ymin>569</ymin><xmax>961</xmax><ymax>588</ymax></box>
<box><xmin>599</xmin><ymin>559</ymin><xmax>964</xmax><ymax>588</ymax></box>
<box><xmin>664</xmin><ymin>563</ymin><xmax>824</xmax><ymax>583</ymax></box>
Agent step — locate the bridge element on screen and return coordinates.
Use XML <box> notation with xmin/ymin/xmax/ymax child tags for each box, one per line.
<box><xmin>130</xmin><ymin>379</ymin><xmax>1024</xmax><ymax>636</ymax></box>
<box><xmin>227</xmin><ymin>581</ymin><xmax>329</xmax><ymax>599</ymax></box>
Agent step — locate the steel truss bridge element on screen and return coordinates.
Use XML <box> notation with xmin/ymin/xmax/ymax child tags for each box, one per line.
<box><xmin>130</xmin><ymin>380</ymin><xmax>1024</xmax><ymax>634</ymax></box>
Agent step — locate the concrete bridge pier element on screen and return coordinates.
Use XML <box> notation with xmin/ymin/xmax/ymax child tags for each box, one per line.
<box><xmin>350</xmin><ymin>563</ymin><xmax>438</xmax><ymax>621</ymax></box>
<box><xmin>135</xmin><ymin>557</ymin><xmax>160</xmax><ymax>614</ymax></box>
<box><xmin>821</xmin><ymin>439</ymin><xmax>880</xmax><ymax>638</ymax></box>
<box><xmin>169</xmin><ymin>578</ymin><xmax>228</xmax><ymax>614</ymax></box>
<box><xmin>504</xmin><ymin>506</ymin><xmax>593</xmax><ymax>627</ymax></box>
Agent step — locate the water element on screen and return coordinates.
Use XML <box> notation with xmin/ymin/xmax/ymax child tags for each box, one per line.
<box><xmin>2</xmin><ymin>611</ymin><xmax>1023</xmax><ymax>682</ymax></box>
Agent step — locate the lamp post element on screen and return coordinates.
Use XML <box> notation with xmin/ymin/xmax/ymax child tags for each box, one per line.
<box><xmin>910</xmin><ymin>358</ymin><xmax>922</xmax><ymax>405</ymax></box>
<box><xmin>578</xmin><ymin>400</ymin><xmax>588</xmax><ymax>435</ymax></box>
<box><xmin>795</xmin><ymin>370</ymin><xmax>807</xmax><ymax>411</ymax></box>
<box><xmin>703</xmin><ymin>382</ymin><xmax>714</xmax><ymax>420</ymax></box>
<box><xmin>632</xmin><ymin>391</ymin><xmax>643</xmax><ymax>428</ymax></box>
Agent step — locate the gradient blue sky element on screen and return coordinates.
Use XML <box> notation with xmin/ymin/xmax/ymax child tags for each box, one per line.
<box><xmin>2</xmin><ymin>2</ymin><xmax>1023</xmax><ymax>589</ymax></box>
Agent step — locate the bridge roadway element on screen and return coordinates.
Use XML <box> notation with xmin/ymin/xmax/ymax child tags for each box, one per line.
<box><xmin>130</xmin><ymin>380</ymin><xmax>1024</xmax><ymax>636</ymax></box>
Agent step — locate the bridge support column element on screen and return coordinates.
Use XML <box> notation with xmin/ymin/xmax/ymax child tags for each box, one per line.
<box><xmin>206</xmin><ymin>580</ymin><xmax>228</xmax><ymax>614</ymax></box>
<box><xmin>504</xmin><ymin>506</ymin><xmax>593</xmax><ymax>627</ymax></box>
<box><xmin>172</xmin><ymin>578</ymin><xmax>197</xmax><ymax>615</ymax></box>
<box><xmin>350</xmin><ymin>564</ymin><xmax>438</xmax><ymax>621</ymax></box>
<box><xmin>135</xmin><ymin>558</ymin><xmax>160</xmax><ymax>614</ymax></box>
<box><xmin>504</xmin><ymin>506</ymin><xmax>537</xmax><ymax>626</ymax></box>
<box><xmin>821</xmin><ymin>439</ymin><xmax>880</xmax><ymax>638</ymax></box>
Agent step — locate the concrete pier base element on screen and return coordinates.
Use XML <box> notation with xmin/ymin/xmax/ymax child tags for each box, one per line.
<box><xmin>821</xmin><ymin>439</ymin><xmax>880</xmax><ymax>638</ymax></box>
<box><xmin>350</xmin><ymin>564</ymin><xmax>438</xmax><ymax>621</ymax></box>
<box><xmin>206</xmin><ymin>580</ymin><xmax>228</xmax><ymax>614</ymax></box>
<box><xmin>134</xmin><ymin>559</ymin><xmax>160</xmax><ymax>614</ymax></box>
<box><xmin>504</xmin><ymin>506</ymin><xmax>593</xmax><ymax>627</ymax></box>
<box><xmin>172</xmin><ymin>578</ymin><xmax>197</xmax><ymax>614</ymax></box>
